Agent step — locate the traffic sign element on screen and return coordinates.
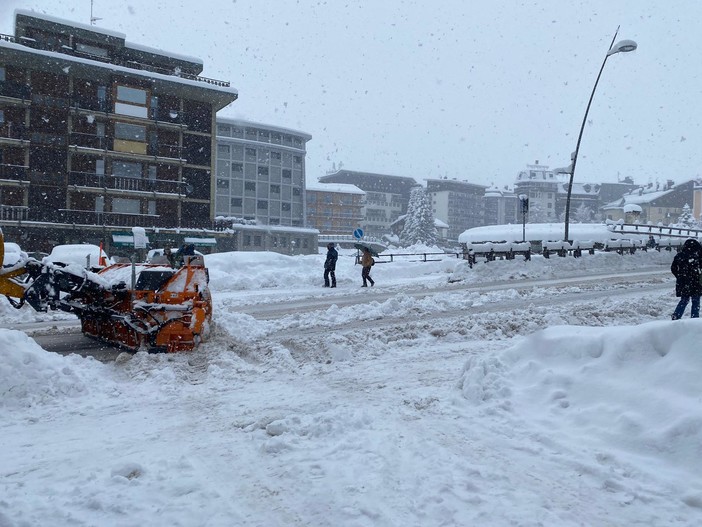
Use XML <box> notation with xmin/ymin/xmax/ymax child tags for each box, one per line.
<box><xmin>353</xmin><ymin>228</ymin><xmax>364</xmax><ymax>239</ymax></box>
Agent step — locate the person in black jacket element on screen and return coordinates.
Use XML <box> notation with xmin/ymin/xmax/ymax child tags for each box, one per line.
<box><xmin>324</xmin><ymin>243</ymin><xmax>338</xmax><ymax>288</ymax></box>
<box><xmin>671</xmin><ymin>238</ymin><xmax>702</xmax><ymax>319</ymax></box>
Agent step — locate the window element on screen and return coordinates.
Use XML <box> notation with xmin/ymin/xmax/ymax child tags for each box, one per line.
<box><xmin>112</xmin><ymin>197</ymin><xmax>140</xmax><ymax>214</ymax></box>
<box><xmin>230</xmin><ymin>197</ymin><xmax>242</xmax><ymax>207</ymax></box>
<box><xmin>258</xmin><ymin>166</ymin><xmax>269</xmax><ymax>176</ymax></box>
<box><xmin>253</xmin><ymin>236</ymin><xmax>262</xmax><ymax>246</ymax></box>
<box><xmin>217</xmin><ymin>179</ymin><xmax>229</xmax><ymax>190</ymax></box>
<box><xmin>115</xmin><ymin>85</ymin><xmax>148</xmax><ymax>118</ymax></box>
<box><xmin>293</xmin><ymin>188</ymin><xmax>301</xmax><ymax>196</ymax></box>
<box><xmin>0</xmin><ymin>66</ymin><xmax>5</xmax><ymax>82</ymax></box>
<box><xmin>293</xmin><ymin>156</ymin><xmax>301</xmax><ymax>165</ymax></box>
<box><xmin>217</xmin><ymin>144</ymin><xmax>230</xmax><ymax>158</ymax></box>
<box><xmin>270</xmin><ymin>184</ymin><xmax>280</xmax><ymax>194</ymax></box>
<box><xmin>282</xmin><ymin>169</ymin><xmax>291</xmax><ymax>179</ymax></box>
<box><xmin>282</xmin><ymin>203</ymin><xmax>291</xmax><ymax>211</ymax></box>
<box><xmin>114</xmin><ymin>122</ymin><xmax>146</xmax><ymax>141</ymax></box>
<box><xmin>117</xmin><ymin>86</ymin><xmax>147</xmax><ymax>105</ymax></box>
<box><xmin>217</xmin><ymin>124</ymin><xmax>231</xmax><ymax>137</ymax></box>
<box><xmin>76</xmin><ymin>42</ymin><xmax>108</xmax><ymax>57</ymax></box>
<box><xmin>0</xmin><ymin>110</ymin><xmax>4</xmax><ymax>124</ymax></box>
<box><xmin>243</xmin><ymin>234</ymin><xmax>251</xmax><ymax>246</ymax></box>
<box><xmin>257</xmin><ymin>200</ymin><xmax>268</xmax><ymax>210</ymax></box>
<box><xmin>245</xmin><ymin>182</ymin><xmax>256</xmax><ymax>191</ymax></box>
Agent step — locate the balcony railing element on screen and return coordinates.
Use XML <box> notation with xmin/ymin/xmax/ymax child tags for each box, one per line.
<box><xmin>0</xmin><ymin>79</ymin><xmax>31</xmax><ymax>100</ymax></box>
<box><xmin>69</xmin><ymin>132</ymin><xmax>107</xmax><ymax>150</ymax></box>
<box><xmin>0</xmin><ymin>123</ymin><xmax>27</xmax><ymax>140</ymax></box>
<box><xmin>31</xmin><ymin>93</ymin><xmax>69</xmax><ymax>109</ymax></box>
<box><xmin>0</xmin><ymin>204</ymin><xmax>29</xmax><ymax>221</ymax></box>
<box><xmin>0</xmin><ymin>163</ymin><xmax>28</xmax><ymax>181</ymax></box>
<box><xmin>69</xmin><ymin>132</ymin><xmax>184</xmax><ymax>160</ymax></box>
<box><xmin>0</xmin><ymin>32</ymin><xmax>231</xmax><ymax>88</ymax></box>
<box><xmin>58</xmin><ymin>209</ymin><xmax>166</xmax><ymax>228</ymax></box>
<box><xmin>68</xmin><ymin>171</ymin><xmax>188</xmax><ymax>195</ymax></box>
<box><xmin>31</xmin><ymin>132</ymin><xmax>67</xmax><ymax>147</ymax></box>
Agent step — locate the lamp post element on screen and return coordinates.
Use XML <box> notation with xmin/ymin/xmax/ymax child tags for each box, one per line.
<box><xmin>561</xmin><ymin>27</ymin><xmax>637</xmax><ymax>242</ymax></box>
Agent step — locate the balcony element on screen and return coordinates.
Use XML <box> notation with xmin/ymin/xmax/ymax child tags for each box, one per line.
<box><xmin>71</xmin><ymin>94</ymin><xmax>108</xmax><ymax>113</ymax></box>
<box><xmin>0</xmin><ymin>123</ymin><xmax>27</xmax><ymax>141</ymax></box>
<box><xmin>0</xmin><ymin>204</ymin><xmax>29</xmax><ymax>221</ymax></box>
<box><xmin>0</xmin><ymin>163</ymin><xmax>28</xmax><ymax>181</ymax></box>
<box><xmin>31</xmin><ymin>93</ymin><xmax>70</xmax><ymax>109</ymax></box>
<box><xmin>58</xmin><ymin>209</ymin><xmax>168</xmax><ymax>228</ymax></box>
<box><xmin>31</xmin><ymin>132</ymin><xmax>67</xmax><ymax>147</ymax></box>
<box><xmin>68</xmin><ymin>171</ymin><xmax>188</xmax><ymax>195</ymax></box>
<box><xmin>68</xmin><ymin>132</ymin><xmax>185</xmax><ymax>162</ymax></box>
<box><xmin>0</xmin><ymin>79</ymin><xmax>31</xmax><ymax>100</ymax></box>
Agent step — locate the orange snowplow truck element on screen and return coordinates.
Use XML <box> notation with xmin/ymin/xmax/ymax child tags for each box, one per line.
<box><xmin>0</xmin><ymin>230</ymin><xmax>212</xmax><ymax>353</ymax></box>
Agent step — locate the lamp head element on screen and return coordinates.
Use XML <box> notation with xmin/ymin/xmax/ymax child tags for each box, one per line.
<box><xmin>607</xmin><ymin>39</ymin><xmax>637</xmax><ymax>56</ymax></box>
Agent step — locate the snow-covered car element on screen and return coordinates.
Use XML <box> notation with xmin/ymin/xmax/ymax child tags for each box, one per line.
<box><xmin>43</xmin><ymin>244</ymin><xmax>112</xmax><ymax>269</ymax></box>
<box><xmin>2</xmin><ymin>241</ymin><xmax>28</xmax><ymax>267</ymax></box>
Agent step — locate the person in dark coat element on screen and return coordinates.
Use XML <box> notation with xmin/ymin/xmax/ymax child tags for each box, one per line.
<box><xmin>671</xmin><ymin>238</ymin><xmax>702</xmax><ymax>319</ymax></box>
<box><xmin>324</xmin><ymin>243</ymin><xmax>338</xmax><ymax>288</ymax></box>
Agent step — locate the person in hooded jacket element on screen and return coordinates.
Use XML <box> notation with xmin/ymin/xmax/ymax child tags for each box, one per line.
<box><xmin>671</xmin><ymin>238</ymin><xmax>702</xmax><ymax>319</ymax></box>
<box><xmin>324</xmin><ymin>243</ymin><xmax>338</xmax><ymax>288</ymax></box>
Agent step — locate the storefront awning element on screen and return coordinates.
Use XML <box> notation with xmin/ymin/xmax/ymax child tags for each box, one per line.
<box><xmin>184</xmin><ymin>237</ymin><xmax>217</xmax><ymax>247</ymax></box>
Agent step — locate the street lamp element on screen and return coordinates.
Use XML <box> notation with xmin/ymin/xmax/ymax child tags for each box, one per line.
<box><xmin>562</xmin><ymin>27</ymin><xmax>637</xmax><ymax>242</ymax></box>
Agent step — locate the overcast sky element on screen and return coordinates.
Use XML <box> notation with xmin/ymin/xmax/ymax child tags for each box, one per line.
<box><xmin>2</xmin><ymin>0</ymin><xmax>700</xmax><ymax>189</ymax></box>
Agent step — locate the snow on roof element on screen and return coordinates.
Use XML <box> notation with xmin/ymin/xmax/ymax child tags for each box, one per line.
<box><xmin>434</xmin><ymin>218</ymin><xmax>449</xmax><ymax>229</ymax></box>
<box><xmin>124</xmin><ymin>41</ymin><xmax>203</xmax><ymax>66</ymax></box>
<box><xmin>216</xmin><ymin>116</ymin><xmax>312</xmax><ymax>140</ymax></box>
<box><xmin>458</xmin><ymin>222</ymin><xmax>630</xmax><ymax>244</ymax></box>
<box><xmin>14</xmin><ymin>9</ymin><xmax>127</xmax><ymax>39</ymax></box>
<box><xmin>0</xmin><ymin>39</ymin><xmax>237</xmax><ymax>96</ymax></box>
<box><xmin>601</xmin><ymin>187</ymin><xmax>674</xmax><ymax>209</ymax></box>
<box><xmin>306</xmin><ymin>182</ymin><xmax>365</xmax><ymax>195</ymax></box>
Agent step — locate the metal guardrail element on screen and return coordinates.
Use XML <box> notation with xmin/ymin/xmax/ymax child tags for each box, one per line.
<box><xmin>608</xmin><ymin>223</ymin><xmax>702</xmax><ymax>239</ymax></box>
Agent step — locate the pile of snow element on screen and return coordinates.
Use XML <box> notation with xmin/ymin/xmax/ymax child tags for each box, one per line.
<box><xmin>42</xmin><ymin>244</ymin><xmax>111</xmax><ymax>268</ymax></box>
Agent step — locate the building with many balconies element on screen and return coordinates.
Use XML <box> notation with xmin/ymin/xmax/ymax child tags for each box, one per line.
<box><xmin>317</xmin><ymin>169</ymin><xmax>417</xmax><ymax>239</ymax></box>
<box><xmin>0</xmin><ymin>10</ymin><xmax>237</xmax><ymax>252</ymax></box>
<box><xmin>305</xmin><ymin>182</ymin><xmax>365</xmax><ymax>235</ymax></box>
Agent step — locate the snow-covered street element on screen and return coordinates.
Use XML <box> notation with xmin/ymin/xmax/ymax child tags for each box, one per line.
<box><xmin>2</xmin><ymin>247</ymin><xmax>702</xmax><ymax>526</ymax></box>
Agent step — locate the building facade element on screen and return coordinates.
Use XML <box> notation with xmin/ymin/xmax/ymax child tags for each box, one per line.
<box><xmin>318</xmin><ymin>169</ymin><xmax>417</xmax><ymax>239</ymax></box>
<box><xmin>0</xmin><ymin>10</ymin><xmax>237</xmax><ymax>252</ymax></box>
<box><xmin>305</xmin><ymin>182</ymin><xmax>365</xmax><ymax>235</ymax></box>
<box><xmin>601</xmin><ymin>179</ymin><xmax>694</xmax><ymax>224</ymax></box>
<box><xmin>483</xmin><ymin>185</ymin><xmax>518</xmax><ymax>226</ymax></box>
<box><xmin>426</xmin><ymin>178</ymin><xmax>486</xmax><ymax>241</ymax></box>
<box><xmin>214</xmin><ymin>118</ymin><xmax>311</xmax><ymax>228</ymax></box>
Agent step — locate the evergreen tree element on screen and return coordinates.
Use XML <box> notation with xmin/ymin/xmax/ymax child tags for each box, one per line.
<box><xmin>676</xmin><ymin>204</ymin><xmax>696</xmax><ymax>227</ymax></box>
<box><xmin>400</xmin><ymin>186</ymin><xmax>437</xmax><ymax>246</ymax></box>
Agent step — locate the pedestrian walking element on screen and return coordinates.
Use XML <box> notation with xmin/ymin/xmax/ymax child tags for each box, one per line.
<box><xmin>324</xmin><ymin>243</ymin><xmax>338</xmax><ymax>288</ymax></box>
<box><xmin>361</xmin><ymin>247</ymin><xmax>375</xmax><ymax>287</ymax></box>
<box><xmin>671</xmin><ymin>238</ymin><xmax>702</xmax><ymax>319</ymax></box>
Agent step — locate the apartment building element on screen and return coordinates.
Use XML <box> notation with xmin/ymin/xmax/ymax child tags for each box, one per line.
<box><xmin>318</xmin><ymin>169</ymin><xmax>417</xmax><ymax>239</ymax></box>
<box><xmin>0</xmin><ymin>10</ymin><xmax>237</xmax><ymax>252</ymax></box>
<box><xmin>305</xmin><ymin>182</ymin><xmax>365</xmax><ymax>235</ymax></box>
<box><xmin>212</xmin><ymin>117</ymin><xmax>317</xmax><ymax>255</ymax></box>
<box><xmin>425</xmin><ymin>178</ymin><xmax>486</xmax><ymax>241</ymax></box>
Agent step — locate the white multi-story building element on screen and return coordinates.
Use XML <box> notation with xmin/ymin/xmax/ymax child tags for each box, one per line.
<box><xmin>214</xmin><ymin>118</ymin><xmax>311</xmax><ymax>227</ymax></box>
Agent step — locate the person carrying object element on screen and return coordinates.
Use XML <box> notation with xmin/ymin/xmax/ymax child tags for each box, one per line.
<box><xmin>361</xmin><ymin>247</ymin><xmax>375</xmax><ymax>287</ymax></box>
